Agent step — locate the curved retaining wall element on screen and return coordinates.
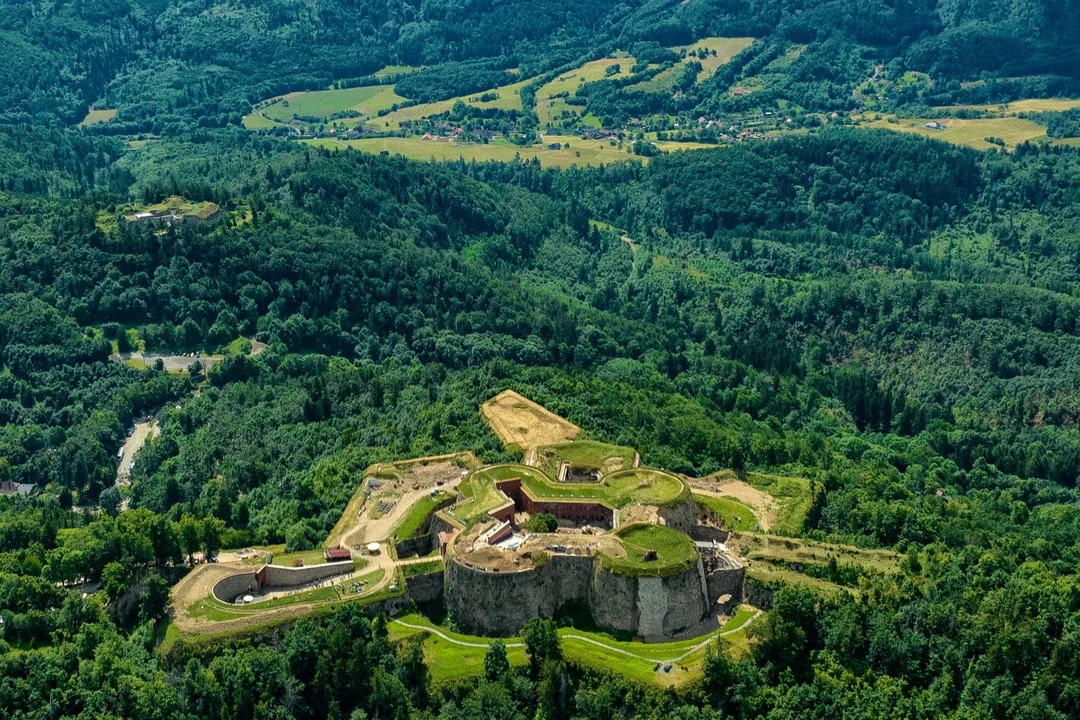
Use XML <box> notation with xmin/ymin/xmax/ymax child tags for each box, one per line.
<box><xmin>211</xmin><ymin>562</ymin><xmax>353</xmax><ymax>603</ymax></box>
<box><xmin>445</xmin><ymin>551</ymin><xmax>708</xmax><ymax>638</ymax></box>
<box><xmin>212</xmin><ymin>572</ymin><xmax>259</xmax><ymax>602</ymax></box>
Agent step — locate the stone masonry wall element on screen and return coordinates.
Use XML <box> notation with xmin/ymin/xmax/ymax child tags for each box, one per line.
<box><xmin>211</xmin><ymin>572</ymin><xmax>259</xmax><ymax>602</ymax></box>
<box><xmin>447</xmin><ymin>550</ymin><xmax>707</xmax><ymax>637</ymax></box>
<box><xmin>446</xmin><ymin>553</ymin><xmax>593</xmax><ymax>635</ymax></box>
<box><xmin>405</xmin><ymin>569</ymin><xmax>445</xmax><ymax>603</ymax></box>
<box><xmin>261</xmin><ymin>562</ymin><xmax>353</xmax><ymax>588</ymax></box>
<box><xmin>705</xmin><ymin>565</ymin><xmax>745</xmax><ymax>615</ymax></box>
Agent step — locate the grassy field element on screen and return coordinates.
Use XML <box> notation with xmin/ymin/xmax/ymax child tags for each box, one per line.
<box><xmin>307</xmin><ymin>134</ymin><xmax>713</xmax><ymax>167</ymax></box>
<box><xmin>520</xmin><ymin>465</ymin><xmax>686</xmax><ymax>507</ymax></box>
<box><xmin>79</xmin><ymin>108</ymin><xmax>117</xmax><ymax>126</ymax></box>
<box><xmin>671</xmin><ymin>37</ymin><xmax>755</xmax><ymax>81</ymax></box>
<box><xmin>633</xmin><ymin>37</ymin><xmax>754</xmax><ymax>92</ymax></box>
<box><xmin>453</xmin><ymin>466</ymin><xmax>519</xmax><ymax>522</ymax></box>
<box><xmin>400</xmin><ymin>559</ymin><xmax>444</xmax><ymax>578</ymax></box>
<box><xmin>190</xmin><ymin>567</ymin><xmax>385</xmax><ymax>621</ymax></box>
<box><xmin>261</xmin><ymin>85</ymin><xmax>406</xmax><ymax>123</ymax></box>
<box><xmin>536</xmin><ymin>440</ymin><xmax>635</xmax><ymax>477</ymax></box>
<box><xmin>694</xmin><ymin>493</ymin><xmax>758</xmax><ymax>531</ymax></box>
<box><xmin>393</xmin><ymin>491</ymin><xmax>453</xmax><ymax>542</ymax></box>
<box><xmin>603</xmin><ymin>523</ymin><xmax>698</xmax><ymax>577</ymax></box>
<box><xmin>743</xmin><ymin>472</ymin><xmax>813</xmax><ymax>535</ymax></box>
<box><xmin>536</xmin><ymin>57</ymin><xmax>638</xmax><ymax>126</ymax></box>
<box><xmin>375</xmin><ymin>76</ymin><xmax>533</xmax><ymax>129</ymax></box>
<box><xmin>939</xmin><ymin>98</ymin><xmax>1080</xmax><ymax>113</ymax></box>
<box><xmin>241</xmin><ymin>112</ymin><xmax>279</xmax><ymax>130</ymax></box>
<box><xmin>735</xmin><ymin>533</ymin><xmax>901</xmax><ymax>575</ymax></box>
<box><xmin>240</xmin><ymin>548</ymin><xmax>325</xmax><ymax>566</ymax></box>
<box><xmin>453</xmin><ymin>462</ymin><xmax>687</xmax><ymax>522</ymax></box>
<box><xmin>388</xmin><ymin>607</ymin><xmax>758</xmax><ymax>687</ymax></box>
<box><xmin>374</xmin><ymin>64</ymin><xmax>423</xmax><ymax>78</ymax></box>
<box><xmin>859</xmin><ymin>114</ymin><xmax>1050</xmax><ymax>150</ymax></box>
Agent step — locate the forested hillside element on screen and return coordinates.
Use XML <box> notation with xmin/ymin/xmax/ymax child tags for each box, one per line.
<box><xmin>1</xmin><ymin>120</ymin><xmax>1080</xmax><ymax>716</ymax></box>
<box><xmin>2</xmin><ymin>0</ymin><xmax>1080</xmax><ymax>718</ymax></box>
<box><xmin>3</xmin><ymin>0</ymin><xmax>1080</xmax><ymax>128</ymax></box>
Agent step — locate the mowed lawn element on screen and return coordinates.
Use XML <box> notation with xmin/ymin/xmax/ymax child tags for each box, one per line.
<box><xmin>388</xmin><ymin>607</ymin><xmax>759</xmax><ymax>687</ymax></box>
<box><xmin>604</xmin><ymin>524</ymin><xmax>698</xmax><ymax>576</ymax></box>
<box><xmin>262</xmin><ymin>85</ymin><xmax>406</xmax><ymax>123</ymax></box>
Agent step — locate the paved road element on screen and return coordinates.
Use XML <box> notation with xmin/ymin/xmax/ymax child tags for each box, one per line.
<box><xmin>390</xmin><ymin>609</ymin><xmax>762</xmax><ymax>664</ymax></box>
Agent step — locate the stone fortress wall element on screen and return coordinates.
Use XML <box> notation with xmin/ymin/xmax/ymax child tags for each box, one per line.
<box><xmin>211</xmin><ymin>561</ymin><xmax>354</xmax><ymax>603</ymax></box>
<box><xmin>444</xmin><ymin>541</ymin><xmax>740</xmax><ymax>638</ymax></box>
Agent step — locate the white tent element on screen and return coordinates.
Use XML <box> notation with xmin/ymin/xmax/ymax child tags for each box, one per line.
<box><xmin>366</xmin><ymin>542</ymin><xmax>380</xmax><ymax>554</ymax></box>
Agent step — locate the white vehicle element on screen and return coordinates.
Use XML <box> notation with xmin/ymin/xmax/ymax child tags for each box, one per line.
<box><xmin>117</xmin><ymin>447</ymin><xmax>125</xmax><ymax>460</ymax></box>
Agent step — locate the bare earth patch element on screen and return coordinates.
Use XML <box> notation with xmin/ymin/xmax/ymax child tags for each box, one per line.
<box><xmin>481</xmin><ymin>390</ymin><xmax>580</xmax><ymax>453</ymax></box>
<box><xmin>688</xmin><ymin>477</ymin><xmax>778</xmax><ymax>531</ymax></box>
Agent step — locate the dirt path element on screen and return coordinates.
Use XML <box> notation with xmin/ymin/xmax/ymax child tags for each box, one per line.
<box><xmin>112</xmin><ymin>351</ymin><xmax>222</xmax><ymax>373</ymax></box>
<box><xmin>337</xmin><ymin>460</ymin><xmax>467</xmax><ymax>549</ymax></box>
<box><xmin>116</xmin><ymin>420</ymin><xmax>158</xmax><ymax>487</ymax></box>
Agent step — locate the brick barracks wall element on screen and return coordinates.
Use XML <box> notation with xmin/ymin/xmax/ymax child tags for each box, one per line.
<box><xmin>495</xmin><ymin>478</ymin><xmax>614</xmax><ymax>527</ymax></box>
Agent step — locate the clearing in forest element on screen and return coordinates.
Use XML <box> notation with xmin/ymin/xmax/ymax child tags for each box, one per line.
<box><xmin>371</xmin><ymin>76</ymin><xmax>534</xmax><ymax>130</ymax></box>
<box><xmin>631</xmin><ymin>37</ymin><xmax>754</xmax><ymax>92</ymax></box>
<box><xmin>250</xmin><ymin>84</ymin><xmax>406</xmax><ymax>127</ymax></box>
<box><xmin>536</xmin><ymin>57</ymin><xmax>639</xmax><ymax>126</ymax></box>
<box><xmin>480</xmin><ymin>389</ymin><xmax>580</xmax><ymax>454</ymax></box>
<box><xmin>79</xmin><ymin>108</ymin><xmax>117</xmax><ymax>126</ymax></box>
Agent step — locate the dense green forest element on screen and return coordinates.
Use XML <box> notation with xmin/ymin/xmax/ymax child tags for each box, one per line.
<box><xmin>2</xmin><ymin>0</ymin><xmax>1080</xmax><ymax>718</ymax></box>
<box><xmin>1</xmin><ymin>119</ymin><xmax>1080</xmax><ymax>717</ymax></box>
<box><xmin>3</xmin><ymin>0</ymin><xmax>1080</xmax><ymax>129</ymax></box>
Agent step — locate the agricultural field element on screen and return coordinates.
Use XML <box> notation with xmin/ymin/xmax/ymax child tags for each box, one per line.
<box><xmin>602</xmin><ymin>523</ymin><xmax>698</xmax><ymax>577</ymax></box>
<box><xmin>388</xmin><ymin>607</ymin><xmax>760</xmax><ymax>688</ymax></box>
<box><xmin>309</xmin><ymin>134</ymin><xmax>714</xmax><ymax>168</ymax></box>
<box><xmin>536</xmin><ymin>57</ymin><xmax>639</xmax><ymax>126</ymax></box>
<box><xmin>633</xmin><ymin>37</ymin><xmax>754</xmax><ymax>92</ymax></box>
<box><xmin>535</xmin><ymin>439</ymin><xmax>636</xmax><ymax>477</ymax></box>
<box><xmin>248</xmin><ymin>84</ymin><xmax>406</xmax><ymax>128</ymax></box>
<box><xmin>481</xmin><ymin>389</ymin><xmax>580</xmax><ymax>453</ymax></box>
<box><xmin>374</xmin><ymin>76</ymin><xmax>533</xmax><ymax>129</ymax></box>
<box><xmin>858</xmin><ymin>114</ymin><xmax>1051</xmax><ymax>150</ymax></box>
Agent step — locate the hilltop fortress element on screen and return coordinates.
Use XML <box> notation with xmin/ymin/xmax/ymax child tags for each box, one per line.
<box><xmin>434</xmin><ymin>391</ymin><xmax>745</xmax><ymax>639</ymax></box>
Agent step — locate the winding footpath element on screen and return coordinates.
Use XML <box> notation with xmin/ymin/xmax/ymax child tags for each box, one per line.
<box><xmin>390</xmin><ymin>609</ymin><xmax>762</xmax><ymax>664</ymax></box>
